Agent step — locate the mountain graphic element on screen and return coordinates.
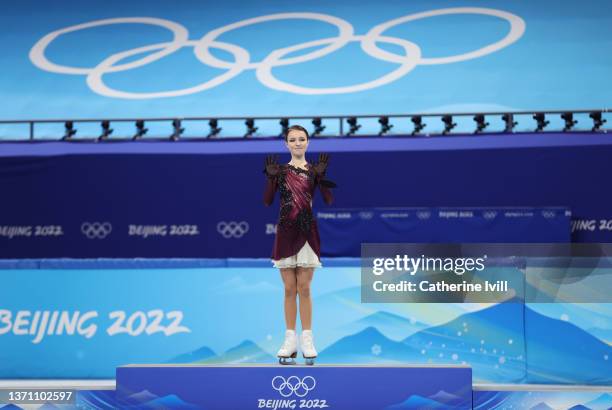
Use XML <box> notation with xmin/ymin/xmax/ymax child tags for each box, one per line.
<box><xmin>139</xmin><ymin>393</ymin><xmax>199</xmax><ymax>409</ymax></box>
<box><xmin>429</xmin><ymin>390</ymin><xmax>465</xmax><ymax>406</ymax></box>
<box><xmin>344</xmin><ymin>310</ymin><xmax>428</xmax><ymax>341</ymax></box>
<box><xmin>127</xmin><ymin>389</ymin><xmax>158</xmax><ymax>403</ymax></box>
<box><xmin>525</xmin><ymin>306</ymin><xmax>612</xmax><ymax>384</ymax></box>
<box><xmin>587</xmin><ymin>327</ymin><xmax>612</xmax><ymax>344</ymax></box>
<box><xmin>583</xmin><ymin>393</ymin><xmax>612</xmax><ymax>410</ymax></box>
<box><xmin>168</xmin><ymin>345</ymin><xmax>217</xmax><ymax>363</ymax></box>
<box><xmin>566</xmin><ymin>405</ymin><xmax>593</xmax><ymax>410</ymax></box>
<box><xmin>402</xmin><ymin>301</ymin><xmax>526</xmax><ymax>382</ymax></box>
<box><xmin>530</xmin><ymin>402</ymin><xmax>555</xmax><ymax>410</ymax></box>
<box><xmin>197</xmin><ymin>340</ymin><xmax>274</xmax><ymax>364</ymax></box>
<box><xmin>385</xmin><ymin>394</ymin><xmax>448</xmax><ymax>409</ymax></box>
<box><xmin>319</xmin><ymin>326</ymin><xmax>421</xmax><ymax>363</ymax></box>
<box><xmin>0</xmin><ymin>405</ymin><xmax>22</xmax><ymax>409</ymax></box>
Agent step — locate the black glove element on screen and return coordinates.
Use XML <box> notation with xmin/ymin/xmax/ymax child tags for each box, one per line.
<box><xmin>264</xmin><ymin>155</ymin><xmax>280</xmax><ymax>178</ymax></box>
<box><xmin>313</xmin><ymin>153</ymin><xmax>330</xmax><ymax>177</ymax></box>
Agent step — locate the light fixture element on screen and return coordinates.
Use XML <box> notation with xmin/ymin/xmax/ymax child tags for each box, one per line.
<box><xmin>133</xmin><ymin>120</ymin><xmax>148</xmax><ymax>140</ymax></box>
<box><xmin>244</xmin><ymin>118</ymin><xmax>258</xmax><ymax>138</ymax></box>
<box><xmin>98</xmin><ymin>120</ymin><xmax>113</xmax><ymax>141</ymax></box>
<box><xmin>170</xmin><ymin>119</ymin><xmax>184</xmax><ymax>141</ymax></box>
<box><xmin>502</xmin><ymin>113</ymin><xmax>517</xmax><ymax>132</ymax></box>
<box><xmin>346</xmin><ymin>117</ymin><xmax>361</xmax><ymax>136</ymax></box>
<box><xmin>589</xmin><ymin>111</ymin><xmax>606</xmax><ymax>132</ymax></box>
<box><xmin>378</xmin><ymin>116</ymin><xmax>393</xmax><ymax>136</ymax></box>
<box><xmin>561</xmin><ymin>112</ymin><xmax>577</xmax><ymax>132</ymax></box>
<box><xmin>312</xmin><ymin>118</ymin><xmax>326</xmax><ymax>136</ymax></box>
<box><xmin>411</xmin><ymin>116</ymin><xmax>425</xmax><ymax>135</ymax></box>
<box><xmin>207</xmin><ymin>119</ymin><xmax>222</xmax><ymax>138</ymax></box>
<box><xmin>473</xmin><ymin>114</ymin><xmax>489</xmax><ymax>134</ymax></box>
<box><xmin>442</xmin><ymin>115</ymin><xmax>456</xmax><ymax>135</ymax></box>
<box><xmin>533</xmin><ymin>113</ymin><xmax>549</xmax><ymax>132</ymax></box>
<box><xmin>279</xmin><ymin>118</ymin><xmax>289</xmax><ymax>138</ymax></box>
<box><xmin>62</xmin><ymin>121</ymin><xmax>76</xmax><ymax>141</ymax></box>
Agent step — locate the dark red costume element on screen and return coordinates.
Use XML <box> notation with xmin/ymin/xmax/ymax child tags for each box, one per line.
<box><xmin>264</xmin><ymin>164</ymin><xmax>334</xmax><ymax>260</ymax></box>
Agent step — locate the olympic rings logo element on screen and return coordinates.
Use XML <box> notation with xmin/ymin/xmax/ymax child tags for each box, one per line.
<box><xmin>217</xmin><ymin>221</ymin><xmax>249</xmax><ymax>238</ymax></box>
<box><xmin>483</xmin><ymin>211</ymin><xmax>498</xmax><ymax>220</ymax></box>
<box><xmin>271</xmin><ymin>375</ymin><xmax>316</xmax><ymax>398</ymax></box>
<box><xmin>29</xmin><ymin>8</ymin><xmax>525</xmax><ymax>98</ymax></box>
<box><xmin>81</xmin><ymin>222</ymin><xmax>112</xmax><ymax>239</ymax></box>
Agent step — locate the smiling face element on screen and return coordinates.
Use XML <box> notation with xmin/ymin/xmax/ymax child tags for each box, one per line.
<box><xmin>285</xmin><ymin>128</ymin><xmax>309</xmax><ymax>158</ymax></box>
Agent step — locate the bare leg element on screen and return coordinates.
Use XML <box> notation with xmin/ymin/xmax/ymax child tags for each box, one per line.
<box><xmin>280</xmin><ymin>268</ymin><xmax>298</xmax><ymax>330</ymax></box>
<box><xmin>296</xmin><ymin>267</ymin><xmax>314</xmax><ymax>330</ymax></box>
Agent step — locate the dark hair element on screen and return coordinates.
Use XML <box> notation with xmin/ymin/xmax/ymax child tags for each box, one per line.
<box><xmin>284</xmin><ymin>125</ymin><xmax>309</xmax><ymax>141</ymax></box>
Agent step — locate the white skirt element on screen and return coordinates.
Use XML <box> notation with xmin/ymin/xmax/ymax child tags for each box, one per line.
<box><xmin>272</xmin><ymin>241</ymin><xmax>322</xmax><ymax>269</ymax></box>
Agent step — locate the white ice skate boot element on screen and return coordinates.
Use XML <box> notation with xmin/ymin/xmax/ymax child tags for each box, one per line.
<box><xmin>277</xmin><ymin>329</ymin><xmax>298</xmax><ymax>365</ymax></box>
<box><xmin>300</xmin><ymin>330</ymin><xmax>317</xmax><ymax>365</ymax></box>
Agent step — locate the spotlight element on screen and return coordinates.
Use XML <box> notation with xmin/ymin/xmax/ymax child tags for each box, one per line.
<box><xmin>533</xmin><ymin>113</ymin><xmax>549</xmax><ymax>132</ymax></box>
<box><xmin>62</xmin><ymin>121</ymin><xmax>77</xmax><ymax>141</ymax></box>
<box><xmin>346</xmin><ymin>117</ymin><xmax>361</xmax><ymax>136</ymax></box>
<box><xmin>441</xmin><ymin>115</ymin><xmax>456</xmax><ymax>135</ymax></box>
<box><xmin>279</xmin><ymin>118</ymin><xmax>289</xmax><ymax>138</ymax></box>
<box><xmin>98</xmin><ymin>120</ymin><xmax>113</xmax><ymax>141</ymax></box>
<box><xmin>502</xmin><ymin>113</ymin><xmax>517</xmax><ymax>132</ymax></box>
<box><xmin>561</xmin><ymin>112</ymin><xmax>577</xmax><ymax>132</ymax></box>
<box><xmin>133</xmin><ymin>120</ymin><xmax>148</xmax><ymax>140</ymax></box>
<box><xmin>244</xmin><ymin>118</ymin><xmax>258</xmax><ymax>138</ymax></box>
<box><xmin>411</xmin><ymin>116</ymin><xmax>426</xmax><ymax>135</ymax></box>
<box><xmin>207</xmin><ymin>119</ymin><xmax>222</xmax><ymax>138</ymax></box>
<box><xmin>312</xmin><ymin>117</ymin><xmax>326</xmax><ymax>137</ymax></box>
<box><xmin>378</xmin><ymin>116</ymin><xmax>393</xmax><ymax>136</ymax></box>
<box><xmin>170</xmin><ymin>119</ymin><xmax>184</xmax><ymax>141</ymax></box>
<box><xmin>589</xmin><ymin>111</ymin><xmax>606</xmax><ymax>132</ymax></box>
<box><xmin>473</xmin><ymin>114</ymin><xmax>489</xmax><ymax>134</ymax></box>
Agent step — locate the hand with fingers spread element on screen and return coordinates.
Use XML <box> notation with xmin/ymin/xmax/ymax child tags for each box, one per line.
<box><xmin>264</xmin><ymin>154</ymin><xmax>280</xmax><ymax>177</ymax></box>
<box><xmin>313</xmin><ymin>153</ymin><xmax>330</xmax><ymax>177</ymax></box>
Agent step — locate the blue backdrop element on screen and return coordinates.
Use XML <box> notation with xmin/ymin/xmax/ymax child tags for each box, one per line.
<box><xmin>1</xmin><ymin>0</ymin><xmax>611</xmax><ymax>138</ymax></box>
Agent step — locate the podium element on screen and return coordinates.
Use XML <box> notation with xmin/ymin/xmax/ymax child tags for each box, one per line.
<box><xmin>115</xmin><ymin>364</ymin><xmax>472</xmax><ymax>409</ymax></box>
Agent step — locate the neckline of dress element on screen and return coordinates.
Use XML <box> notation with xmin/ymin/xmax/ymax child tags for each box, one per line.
<box><xmin>287</xmin><ymin>163</ymin><xmax>310</xmax><ymax>172</ymax></box>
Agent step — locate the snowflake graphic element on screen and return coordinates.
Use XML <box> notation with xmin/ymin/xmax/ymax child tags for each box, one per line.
<box><xmin>371</xmin><ymin>344</ymin><xmax>382</xmax><ymax>356</ymax></box>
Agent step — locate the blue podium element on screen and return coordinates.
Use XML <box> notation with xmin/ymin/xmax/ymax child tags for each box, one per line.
<box><xmin>115</xmin><ymin>364</ymin><xmax>472</xmax><ymax>409</ymax></box>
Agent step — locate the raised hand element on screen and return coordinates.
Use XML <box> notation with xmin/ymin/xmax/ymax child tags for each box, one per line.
<box><xmin>265</xmin><ymin>155</ymin><xmax>280</xmax><ymax>177</ymax></box>
<box><xmin>313</xmin><ymin>153</ymin><xmax>330</xmax><ymax>176</ymax></box>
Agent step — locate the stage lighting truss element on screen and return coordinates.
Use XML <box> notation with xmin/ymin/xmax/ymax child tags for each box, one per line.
<box><xmin>8</xmin><ymin>109</ymin><xmax>609</xmax><ymax>141</ymax></box>
<box><xmin>378</xmin><ymin>116</ymin><xmax>393</xmax><ymax>136</ymax></box>
<box><xmin>346</xmin><ymin>117</ymin><xmax>361</xmax><ymax>136</ymax></box>
<box><xmin>312</xmin><ymin>117</ymin><xmax>326</xmax><ymax>137</ymax></box>
<box><xmin>207</xmin><ymin>119</ymin><xmax>222</xmax><ymax>138</ymax></box>
<box><xmin>244</xmin><ymin>118</ymin><xmax>258</xmax><ymax>138</ymax></box>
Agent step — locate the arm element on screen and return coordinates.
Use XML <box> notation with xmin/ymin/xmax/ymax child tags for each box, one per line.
<box><xmin>263</xmin><ymin>175</ymin><xmax>278</xmax><ymax>206</ymax></box>
<box><xmin>318</xmin><ymin>180</ymin><xmax>334</xmax><ymax>205</ymax></box>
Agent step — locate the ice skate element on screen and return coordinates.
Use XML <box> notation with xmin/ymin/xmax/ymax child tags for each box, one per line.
<box><xmin>277</xmin><ymin>330</ymin><xmax>298</xmax><ymax>365</ymax></box>
<box><xmin>300</xmin><ymin>330</ymin><xmax>317</xmax><ymax>365</ymax></box>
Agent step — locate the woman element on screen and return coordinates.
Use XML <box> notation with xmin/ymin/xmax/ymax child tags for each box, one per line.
<box><xmin>263</xmin><ymin>125</ymin><xmax>335</xmax><ymax>365</ymax></box>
